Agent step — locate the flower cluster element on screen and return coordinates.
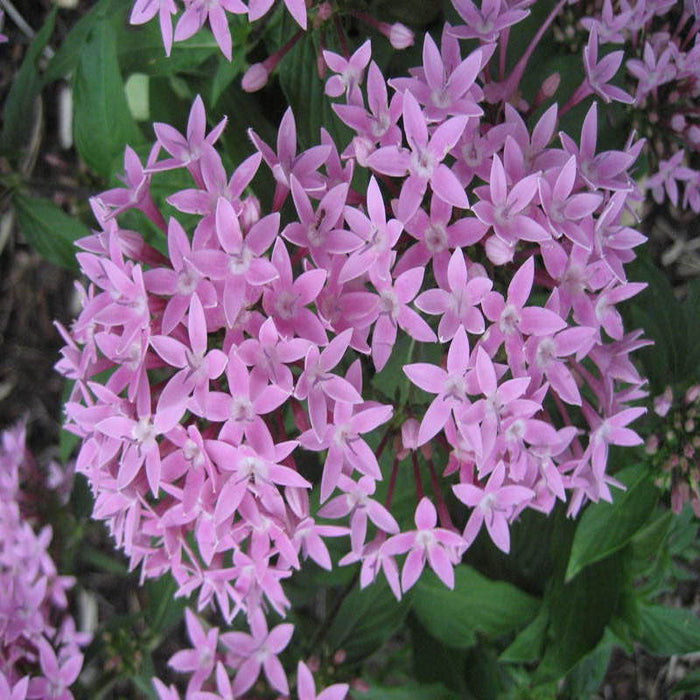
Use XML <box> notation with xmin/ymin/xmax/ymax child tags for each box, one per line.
<box><xmin>580</xmin><ymin>0</ymin><xmax>700</xmax><ymax>212</ymax></box>
<box><xmin>0</xmin><ymin>422</ymin><xmax>88</xmax><ymax>700</ymax></box>
<box><xmin>129</xmin><ymin>0</ymin><xmax>413</xmax><ymax>65</ymax></box>
<box><xmin>647</xmin><ymin>384</ymin><xmax>700</xmax><ymax>515</ymax></box>
<box><xmin>57</xmin><ymin>2</ymin><xmax>655</xmax><ymax>697</ymax></box>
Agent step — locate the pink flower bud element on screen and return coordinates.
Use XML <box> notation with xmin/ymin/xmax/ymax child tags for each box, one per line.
<box><xmin>541</xmin><ymin>72</ymin><xmax>560</xmax><ymax>98</ymax></box>
<box><xmin>654</xmin><ymin>386</ymin><xmax>673</xmax><ymax>417</ymax></box>
<box><xmin>242</xmin><ymin>62</ymin><xmax>270</xmax><ymax>92</ymax></box>
<box><xmin>387</xmin><ymin>22</ymin><xmax>414</xmax><ymax>50</ymax></box>
<box><xmin>316</xmin><ymin>2</ymin><xmax>332</xmax><ymax>21</ymax></box>
<box><xmin>485</xmin><ymin>235</ymin><xmax>514</xmax><ymax>265</ymax></box>
<box><xmin>670</xmin><ymin>114</ymin><xmax>686</xmax><ymax>132</ymax></box>
<box><xmin>240</xmin><ymin>195</ymin><xmax>261</xmax><ymax>230</ymax></box>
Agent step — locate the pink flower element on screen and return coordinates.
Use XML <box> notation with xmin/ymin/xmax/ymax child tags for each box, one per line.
<box><xmin>221</xmin><ymin>609</ymin><xmax>294</xmax><ymax>696</ymax></box>
<box><xmin>453</xmin><ymin>461</ymin><xmax>534</xmax><ymax>553</ymax></box>
<box><xmin>296</xmin><ymin>661</ymin><xmax>349</xmax><ymax>700</ymax></box>
<box><xmin>323</xmin><ymin>40</ymin><xmax>372</xmax><ymax>103</ymax></box>
<box><xmin>174</xmin><ymin>0</ymin><xmax>247</xmax><ymax>60</ymax></box>
<box><xmin>368</xmin><ymin>91</ymin><xmax>469</xmax><ymax>222</ymax></box>
<box><xmin>383</xmin><ymin>497</ymin><xmax>463</xmax><ymax>591</ymax></box>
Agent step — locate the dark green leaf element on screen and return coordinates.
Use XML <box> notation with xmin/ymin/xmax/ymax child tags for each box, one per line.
<box><xmin>1</xmin><ymin>7</ymin><xmax>56</xmax><ymax>154</ymax></box>
<box><xmin>499</xmin><ymin>604</ymin><xmax>548</xmax><ymax>663</ymax></box>
<box><xmin>639</xmin><ymin>605</ymin><xmax>700</xmax><ymax>656</ymax></box>
<box><xmin>117</xmin><ymin>22</ymin><xmax>225</xmax><ymax>77</ymax></box>
<box><xmin>72</xmin><ymin>17</ymin><xmax>143</xmax><ymax>178</ymax></box>
<box><xmin>560</xmin><ymin>630</ymin><xmax>616</xmax><ymax>699</ymax></box>
<box><xmin>372</xmin><ymin>335</ymin><xmax>415</xmax><ymax>407</ymax></box>
<box><xmin>672</xmin><ymin>669</ymin><xmax>700</xmax><ymax>694</ymax></box>
<box><xmin>278</xmin><ymin>31</ymin><xmax>351</xmax><ymax>150</ymax></box>
<box><xmin>326</xmin><ymin>579</ymin><xmax>408</xmax><ymax>662</ymax></box>
<box><xmin>210</xmin><ymin>50</ymin><xmax>246</xmax><ymax>106</ymax></box>
<box><xmin>43</xmin><ymin>0</ymin><xmax>121</xmax><ymax>84</ymax></box>
<box><xmin>13</xmin><ymin>194</ymin><xmax>88</xmax><ymax>270</ymax></box>
<box><xmin>412</xmin><ymin>566</ymin><xmax>539</xmax><ymax>649</ymax></box>
<box><xmin>411</xmin><ymin>622</ymin><xmax>469</xmax><ymax>696</ymax></box>
<box><xmin>535</xmin><ymin>553</ymin><xmax>624</xmax><ymax>682</ymax></box>
<box><xmin>355</xmin><ymin>681</ymin><xmax>459</xmax><ymax>700</ymax></box>
<box><xmin>566</xmin><ymin>465</ymin><xmax>657</xmax><ymax>581</ymax></box>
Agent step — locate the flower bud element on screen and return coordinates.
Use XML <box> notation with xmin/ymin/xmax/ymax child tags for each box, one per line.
<box><xmin>242</xmin><ymin>62</ymin><xmax>270</xmax><ymax>92</ymax></box>
<box><xmin>485</xmin><ymin>235</ymin><xmax>515</xmax><ymax>265</ymax></box>
<box><xmin>387</xmin><ymin>22</ymin><xmax>414</xmax><ymax>50</ymax></box>
<box><xmin>541</xmin><ymin>72</ymin><xmax>560</xmax><ymax>98</ymax></box>
<box><xmin>654</xmin><ymin>386</ymin><xmax>673</xmax><ymax>417</ymax></box>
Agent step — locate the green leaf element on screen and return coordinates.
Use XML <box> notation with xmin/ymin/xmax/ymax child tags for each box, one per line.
<box><xmin>499</xmin><ymin>604</ymin><xmax>548</xmax><ymax>663</ymax></box>
<box><xmin>535</xmin><ymin>553</ymin><xmax>624</xmax><ymax>683</ymax></box>
<box><xmin>210</xmin><ymin>51</ymin><xmax>246</xmax><ymax>107</ymax></box>
<box><xmin>13</xmin><ymin>194</ymin><xmax>88</xmax><ymax>270</ymax></box>
<box><xmin>0</xmin><ymin>7</ymin><xmax>57</xmax><ymax>154</ymax></box>
<box><xmin>565</xmin><ymin>465</ymin><xmax>658</xmax><ymax>582</ymax></box>
<box><xmin>411</xmin><ymin>622</ymin><xmax>469</xmax><ymax>696</ymax></box>
<box><xmin>372</xmin><ymin>335</ymin><xmax>415</xmax><ymax>407</ymax></box>
<box><xmin>43</xmin><ymin>0</ymin><xmax>121</xmax><ymax>84</ymax></box>
<box><xmin>639</xmin><ymin>604</ymin><xmax>700</xmax><ymax>656</ymax></box>
<box><xmin>672</xmin><ymin>669</ymin><xmax>700</xmax><ymax>694</ymax></box>
<box><xmin>560</xmin><ymin>630</ymin><xmax>616</xmax><ymax>699</ymax></box>
<box><xmin>117</xmin><ymin>22</ymin><xmax>224</xmax><ymax>77</ymax></box>
<box><xmin>144</xmin><ymin>575</ymin><xmax>187</xmax><ymax>635</ymax></box>
<box><xmin>278</xmin><ymin>31</ymin><xmax>351</xmax><ymax>150</ymax></box>
<box><xmin>326</xmin><ymin>579</ymin><xmax>408</xmax><ymax>662</ymax></box>
<box><xmin>355</xmin><ymin>682</ymin><xmax>459</xmax><ymax>700</ymax></box>
<box><xmin>412</xmin><ymin>566</ymin><xmax>539</xmax><ymax>649</ymax></box>
<box><xmin>72</xmin><ymin>17</ymin><xmax>143</xmax><ymax>178</ymax></box>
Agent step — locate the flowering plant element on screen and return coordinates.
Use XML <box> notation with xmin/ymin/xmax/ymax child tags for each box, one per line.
<box><xmin>2</xmin><ymin>0</ymin><xmax>700</xmax><ymax>697</ymax></box>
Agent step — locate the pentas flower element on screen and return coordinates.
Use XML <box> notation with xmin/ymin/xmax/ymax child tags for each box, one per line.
<box><xmin>299</xmin><ymin>402</ymin><xmax>393</xmax><ymax>501</ymax></box>
<box><xmin>0</xmin><ymin>424</ymin><xmax>87</xmax><ymax>697</ymax></box>
<box><xmin>130</xmin><ymin>0</ymin><xmax>178</xmax><ymax>54</ymax></box>
<box><xmin>333</xmin><ymin>61</ymin><xmax>403</xmax><ymax>164</ymax></box>
<box><xmin>221</xmin><ymin>609</ymin><xmax>294</xmax><ymax>696</ymax></box>
<box><xmin>296</xmin><ymin>661</ymin><xmax>349</xmax><ymax>700</ymax></box>
<box><xmin>404</xmin><ymin>326</ymin><xmax>475</xmax><ymax>445</ymax></box>
<box><xmin>168</xmin><ymin>609</ymin><xmax>219</xmax><ymax>694</ymax></box>
<box><xmin>367</xmin><ymin>266</ymin><xmax>437</xmax><ymax>370</ymax></box>
<box><xmin>390</xmin><ymin>33</ymin><xmax>483</xmax><ymax>122</ymax></box>
<box><xmin>383</xmin><ymin>497</ymin><xmax>463</xmax><ymax>591</ymax></box>
<box><xmin>450</xmin><ymin>0</ymin><xmax>530</xmax><ymax>43</ymax></box>
<box><xmin>415</xmin><ymin>247</ymin><xmax>492</xmax><ymax>341</ymax></box>
<box><xmin>249</xmin><ymin>108</ymin><xmax>330</xmax><ymax>209</ymax></box>
<box><xmin>581</xmin><ymin>27</ymin><xmax>635</xmax><ymax>105</ymax></box>
<box><xmin>317</xmin><ymin>475</ymin><xmax>399</xmax><ymax>552</ymax></box>
<box><xmin>323</xmin><ymin>40</ymin><xmax>372</xmax><ymax>104</ymax></box>
<box><xmin>283</xmin><ymin>179</ymin><xmax>355</xmax><ymax>269</ymax></box>
<box><xmin>472</xmin><ymin>154</ymin><xmax>548</xmax><ymax>249</ymax></box>
<box><xmin>174</xmin><ymin>0</ymin><xmax>247</xmax><ymax>60</ymax></box>
<box><xmin>248</xmin><ymin>0</ymin><xmax>308</xmax><ymax>29</ymax></box>
<box><xmin>396</xmin><ymin>194</ymin><xmax>486</xmax><ymax>283</ymax></box>
<box><xmin>453</xmin><ymin>461</ymin><xmax>534</xmax><ymax>553</ymax></box>
<box><xmin>368</xmin><ymin>91</ymin><xmax>469</xmax><ymax>222</ymax></box>
<box><xmin>150</xmin><ymin>95</ymin><xmax>227</xmax><ymax>184</ymax></box>
<box><xmin>56</xmin><ymin>17</ymin><xmax>656</xmax><ymax>694</ymax></box>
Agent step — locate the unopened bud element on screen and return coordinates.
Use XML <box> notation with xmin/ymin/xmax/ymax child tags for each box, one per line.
<box><xmin>670</xmin><ymin>113</ymin><xmax>686</xmax><ymax>132</ymax></box>
<box><xmin>387</xmin><ymin>22</ymin><xmax>414</xmax><ymax>50</ymax></box>
<box><xmin>485</xmin><ymin>235</ymin><xmax>515</xmax><ymax>265</ymax></box>
<box><xmin>542</xmin><ymin>73</ymin><xmax>560</xmax><ymax>98</ymax></box>
<box><xmin>333</xmin><ymin>649</ymin><xmax>347</xmax><ymax>665</ymax></box>
<box><xmin>685</xmin><ymin>384</ymin><xmax>700</xmax><ymax>404</ymax></box>
<box><xmin>654</xmin><ymin>386</ymin><xmax>673</xmax><ymax>417</ymax></box>
<box><xmin>645</xmin><ymin>434</ymin><xmax>658</xmax><ymax>455</ymax></box>
<box><xmin>239</xmin><ymin>195</ymin><xmax>261</xmax><ymax>230</ymax></box>
<box><xmin>316</xmin><ymin>2</ymin><xmax>332</xmax><ymax>22</ymax></box>
<box><xmin>242</xmin><ymin>62</ymin><xmax>270</xmax><ymax>92</ymax></box>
